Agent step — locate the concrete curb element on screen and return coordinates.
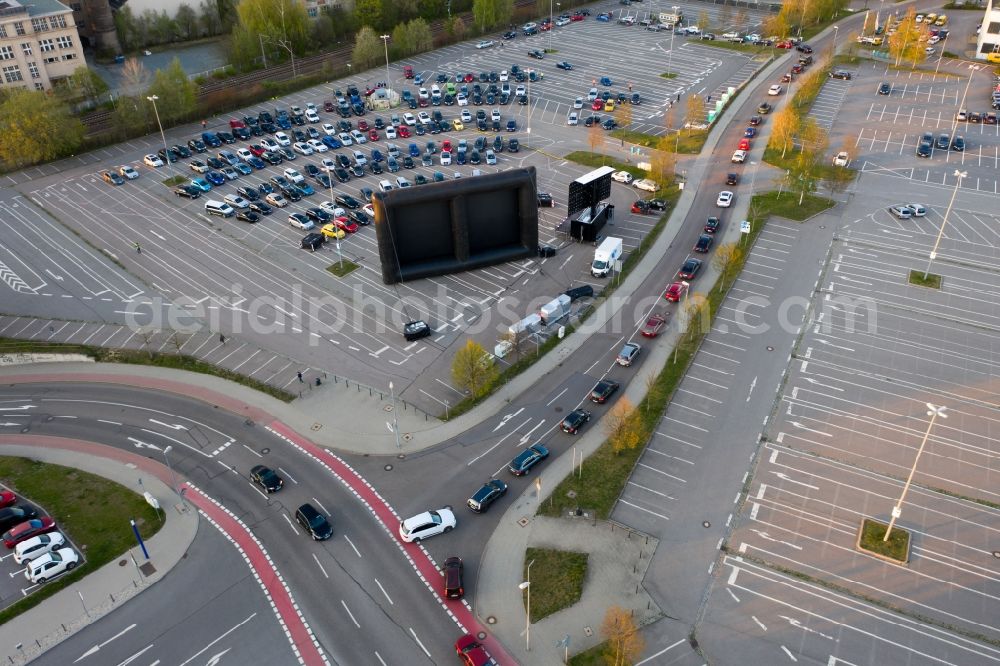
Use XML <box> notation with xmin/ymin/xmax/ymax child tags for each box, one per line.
<box><xmin>0</xmin><ymin>441</ymin><xmax>198</xmax><ymax>666</ymax></box>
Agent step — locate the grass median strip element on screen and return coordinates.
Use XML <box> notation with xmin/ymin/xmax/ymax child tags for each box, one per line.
<box><xmin>523</xmin><ymin>547</ymin><xmax>588</xmax><ymax>622</ymax></box>
<box><xmin>0</xmin><ymin>457</ymin><xmax>162</xmax><ymax>624</ymax></box>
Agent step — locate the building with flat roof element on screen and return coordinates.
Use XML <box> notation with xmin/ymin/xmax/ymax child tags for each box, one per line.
<box><xmin>976</xmin><ymin>0</ymin><xmax>1000</xmax><ymax>58</ymax></box>
<box><xmin>0</xmin><ymin>0</ymin><xmax>86</xmax><ymax>91</ymax></box>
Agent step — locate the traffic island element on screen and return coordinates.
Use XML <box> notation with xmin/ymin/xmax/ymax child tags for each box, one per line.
<box><xmin>856</xmin><ymin>518</ymin><xmax>911</xmax><ymax>565</ymax></box>
<box><xmin>908</xmin><ymin>270</ymin><xmax>942</xmax><ymax>289</ymax></box>
<box><xmin>326</xmin><ymin>260</ymin><xmax>359</xmax><ymax>278</ymax></box>
<box><xmin>523</xmin><ymin>547</ymin><xmax>589</xmax><ymax>622</ymax></box>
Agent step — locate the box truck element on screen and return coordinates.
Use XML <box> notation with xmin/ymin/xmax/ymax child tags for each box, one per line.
<box><xmin>592</xmin><ymin>237</ymin><xmax>623</xmax><ymax>277</ymax></box>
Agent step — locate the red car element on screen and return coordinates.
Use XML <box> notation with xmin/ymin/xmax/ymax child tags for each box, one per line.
<box><xmin>358</xmin><ymin>120</ymin><xmax>370</xmax><ymax>131</ymax></box>
<box><xmin>641</xmin><ymin>313</ymin><xmax>667</xmax><ymax>337</ymax></box>
<box><xmin>248</xmin><ymin>144</ymin><xmax>267</xmax><ymax>157</ymax></box>
<box><xmin>3</xmin><ymin>517</ymin><xmax>56</xmax><ymax>548</ymax></box>
<box><xmin>398</xmin><ymin>126</ymin><xmax>411</xmax><ymax>138</ymax></box>
<box><xmin>368</xmin><ymin>129</ymin><xmax>380</xmax><ymax>141</ymax></box>
<box><xmin>364</xmin><ymin>86</ymin><xmax>378</xmax><ymax>97</ymax></box>
<box><xmin>0</xmin><ymin>490</ymin><xmax>16</xmax><ymax>508</ymax></box>
<box><xmin>403</xmin><ymin>65</ymin><xmax>414</xmax><ymax>79</ymax></box>
<box><xmin>571</xmin><ymin>13</ymin><xmax>585</xmax><ymax>21</ymax></box>
<box><xmin>464</xmin><ymin>73</ymin><xmax>475</xmax><ymax>82</ymax></box>
<box><xmin>791</xmin><ymin>63</ymin><xmax>804</xmax><ymax>74</ymax></box>
<box><xmin>335</xmin><ymin>216</ymin><xmax>359</xmax><ymax>233</ymax></box>
<box><xmin>776</xmin><ymin>40</ymin><xmax>794</xmax><ymax>49</ymax></box>
<box><xmin>323</xmin><ymin>100</ymin><xmax>335</xmax><ymax>112</ymax></box>
<box><xmin>592</xmin><ymin>99</ymin><xmax>603</xmax><ymax>111</ymax></box>
<box><xmin>455</xmin><ymin>635</ymin><xmax>491</xmax><ymax>666</ymax></box>
<box><xmin>541</xmin><ymin>22</ymin><xmax>552</xmax><ymax>31</ymax></box>
<box><xmin>738</xmin><ymin>138</ymin><xmax>751</xmax><ymax>151</ymax></box>
<box><xmin>664</xmin><ymin>281</ymin><xmax>688</xmax><ymax>302</ymax></box>
<box><xmin>442</xmin><ymin>139</ymin><xmax>452</xmax><ymax>152</ymax></box>
<box><xmin>228</xmin><ymin>118</ymin><xmax>246</xmax><ymax>129</ymax></box>
<box><xmin>418</xmin><ymin>97</ymin><xmax>429</xmax><ymax>107</ymax></box>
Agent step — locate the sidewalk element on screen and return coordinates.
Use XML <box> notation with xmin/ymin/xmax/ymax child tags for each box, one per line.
<box><xmin>0</xmin><ymin>439</ymin><xmax>197</xmax><ymax>666</ymax></box>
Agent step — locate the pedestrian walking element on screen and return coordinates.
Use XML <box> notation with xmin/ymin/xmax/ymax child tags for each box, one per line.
<box><xmin>676</xmin><ymin>92</ymin><xmax>681</xmax><ymax>102</ymax></box>
<box><xmin>219</xmin><ymin>333</ymin><xmax>226</xmax><ymax>345</ymax></box>
<box><xmin>297</xmin><ymin>371</ymin><xmax>304</xmax><ymax>383</ymax></box>
<box><xmin>201</xmin><ymin>119</ymin><xmax>207</xmax><ymax>129</ymax></box>
<box><xmin>135</xmin><ymin>242</ymin><xmax>141</xmax><ymax>254</ymax></box>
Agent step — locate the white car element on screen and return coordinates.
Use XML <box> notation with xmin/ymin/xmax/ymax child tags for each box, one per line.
<box><xmin>612</xmin><ymin>170</ymin><xmax>634</xmax><ymax>184</ymax></box>
<box><xmin>322</xmin><ymin>123</ymin><xmax>337</xmax><ymax>136</ymax></box>
<box><xmin>716</xmin><ymin>190</ymin><xmax>734</xmax><ymax>207</ymax></box>
<box><xmin>305</xmin><ymin>109</ymin><xmax>320</xmax><ymax>123</ymax></box>
<box><xmin>320</xmin><ymin>201</ymin><xmax>345</xmax><ymax>216</ymax></box>
<box><xmin>889</xmin><ymin>204</ymin><xmax>913</xmax><ymax>219</ymax></box>
<box><xmin>491</xmin><ymin>109</ymin><xmax>501</xmax><ymax>122</ymax></box>
<box><xmin>556</xmin><ymin>17</ymin><xmax>570</xmax><ymax>26</ymax></box>
<box><xmin>224</xmin><ymin>194</ymin><xmax>250</xmax><ymax>209</ymax></box>
<box><xmin>293</xmin><ymin>141</ymin><xmax>314</xmax><ymax>155</ymax></box>
<box><xmin>261</xmin><ymin>137</ymin><xmax>280</xmax><ymax>151</ymax></box>
<box><xmin>476</xmin><ymin>40</ymin><xmax>495</xmax><ymax>49</ymax></box>
<box><xmin>338</xmin><ymin>132</ymin><xmax>353</xmax><ymax>146</ymax></box>
<box><xmin>485</xmin><ymin>150</ymin><xmax>497</xmax><ymax>165</ymax></box>
<box><xmin>418</xmin><ymin>87</ymin><xmax>429</xmax><ymax>100</ymax></box>
<box><xmin>274</xmin><ymin>132</ymin><xmax>291</xmax><ymax>147</ymax></box>
<box><xmin>925</xmin><ymin>46</ymin><xmax>936</xmax><ymax>55</ymax></box>
<box><xmin>588</xmin><ymin>87</ymin><xmax>598</xmax><ymax>101</ymax></box>
<box><xmin>634</xmin><ymin>179</ymin><xmax>659</xmax><ymax>192</ymax></box>
<box><xmin>307</xmin><ymin>139</ymin><xmax>328</xmax><ymax>153</ymax></box>
<box><xmin>515</xmin><ymin>85</ymin><xmax>526</xmax><ymax>97</ymax></box>
<box><xmin>385</xmin><ymin>126</ymin><xmax>397</xmax><ymax>139</ymax></box>
<box><xmin>440</xmin><ymin>151</ymin><xmax>452</xmax><ymax>165</ymax></box>
<box><xmin>685</xmin><ymin>26</ymin><xmax>701</xmax><ymax>35</ymax></box>
<box><xmin>143</xmin><ymin>154</ymin><xmax>163</xmax><ymax>168</ymax></box>
<box><xmin>403</xmin><ymin>112</ymin><xmax>417</xmax><ymax>126</ymax></box>
<box><xmin>567</xmin><ymin>112</ymin><xmax>579</xmax><ymax>125</ymax></box>
<box><xmin>461</xmin><ymin>109</ymin><xmax>472</xmax><ymax>123</ymax></box>
<box><xmin>417</xmin><ymin>111</ymin><xmax>431</xmax><ymax>124</ymax></box>
<box><xmin>290</xmin><ymin>105</ymin><xmax>303</xmax><ymax>116</ymax></box>
<box><xmin>398</xmin><ymin>508</ymin><xmax>456</xmax><ymax>542</ymax></box>
<box><xmin>768</xmin><ymin>84</ymin><xmax>783</xmax><ymax>95</ymax></box>
<box><xmin>731</xmin><ymin>150</ymin><xmax>747</xmax><ymax>164</ymax></box>
<box><xmin>284</xmin><ymin>168</ymin><xmax>305</xmax><ymax>183</ymax></box>
<box><xmin>321</xmin><ymin>157</ymin><xmax>337</xmax><ymax>172</ymax></box>
<box><xmin>118</xmin><ymin>165</ymin><xmax>139</xmax><ymax>180</ymax></box>
<box><xmin>236</xmin><ymin>148</ymin><xmax>254</xmax><ymax>161</ymax></box>
<box><xmin>574</xmin><ymin>97</ymin><xmax>584</xmax><ymax>109</ymax></box>
<box><xmin>350</xmin><ymin>129</ymin><xmax>367</xmax><ymax>144</ymax></box>
<box><xmin>457</xmin><ymin>93</ymin><xmax>469</xmax><ymax>106</ymax></box>
<box><xmin>379</xmin><ymin>179</ymin><xmax>394</xmax><ymax>192</ymax></box>
<box><xmin>499</xmin><ymin>70</ymin><xmax>509</xmax><ymax>82</ymax></box>
<box><xmin>14</xmin><ymin>532</ymin><xmax>66</xmax><ymax>565</ymax></box>
<box><xmin>722</xmin><ymin>31</ymin><xmax>741</xmax><ymax>40</ymax></box>
<box><xmin>24</xmin><ymin>548</ymin><xmax>79</xmax><ymax>584</ymax></box>
<box><xmin>288</xmin><ymin>213</ymin><xmax>315</xmax><ymax>230</ymax></box>
<box><xmin>352</xmin><ymin>150</ymin><xmax>367</xmax><ymax>167</ymax></box>
<box><xmin>833</xmin><ymin>151</ymin><xmax>849</xmax><ymax>167</ymax></box>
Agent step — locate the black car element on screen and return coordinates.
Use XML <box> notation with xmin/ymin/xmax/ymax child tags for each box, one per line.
<box><xmin>704</xmin><ymin>217</ymin><xmax>721</xmax><ymax>234</ymax></box>
<box><xmin>315</xmin><ymin>173</ymin><xmax>332</xmax><ymax>188</ymax></box>
<box><xmin>236</xmin><ymin>186</ymin><xmax>259</xmax><ymax>201</ymax></box>
<box><xmin>174</xmin><ymin>184</ymin><xmax>201</xmax><ymax>199</ymax></box>
<box><xmin>232</xmin><ymin>127</ymin><xmax>251</xmax><ymax>140</ymax></box>
<box><xmin>936</xmin><ymin>133</ymin><xmax>950</xmax><ymax>150</ymax></box>
<box><xmin>250</xmin><ymin>465</ymin><xmax>285</xmax><ymax>493</ymax></box>
<box><xmin>236</xmin><ymin>210</ymin><xmax>260</xmax><ymax>224</ymax></box>
<box><xmin>508</xmin><ymin>444</ymin><xmax>550</xmax><ymax>476</ymax></box>
<box><xmin>916</xmin><ymin>141</ymin><xmax>932</xmax><ymax>158</ymax></box>
<box><xmin>258</xmin><ymin>182</ymin><xmax>275</xmax><ymax>194</ymax></box>
<box><xmin>444</xmin><ymin>556</ymin><xmax>464</xmax><ymax>599</ymax></box>
<box><xmin>503</xmin><ymin>30</ymin><xmax>517</xmax><ymax>40</ymax></box>
<box><xmin>529</xmin><ymin>49</ymin><xmax>544</xmax><ymax>59</ymax></box>
<box><xmin>470</xmin><ymin>150</ymin><xmax>482</xmax><ymax>164</ymax></box>
<box><xmin>350</xmin><ymin>165</ymin><xmax>365</xmax><ymax>178</ymax></box>
<box><xmin>678</xmin><ymin>257</ymin><xmax>703</xmax><ymax>280</ymax></box>
<box><xmin>951</xmin><ymin>136</ymin><xmax>965</xmax><ymax>151</ymax></box>
<box><xmin>305</xmin><ymin>207</ymin><xmax>331</xmax><ymax>224</ymax></box>
<box><xmin>402</xmin><ymin>156</ymin><xmax>415</xmax><ymax>169</ymax></box>
<box><xmin>590</xmin><ymin>379</ymin><xmax>620</xmax><ymax>404</ymax></box>
<box><xmin>726</xmin><ymin>172</ymin><xmax>739</xmax><ymax>186</ymax></box>
<box><xmin>301</xmin><ymin>232</ymin><xmax>325</xmax><ymax>250</ymax></box>
<box><xmin>757</xmin><ymin>102</ymin><xmax>772</xmax><ymax>114</ymax></box>
<box><xmin>509</xmin><ymin>138</ymin><xmax>519</xmax><ymax>152</ymax></box>
<box><xmin>295</xmin><ymin>503</ymin><xmax>333</xmax><ymax>540</ymax></box>
<box><xmin>556</xmin><ymin>61</ymin><xmax>573</xmax><ymax>70</ymax></box>
<box><xmin>217</xmin><ymin>131</ymin><xmax>235</xmax><ymax>144</ymax></box>
<box><xmin>207</xmin><ymin>156</ymin><xmax>226</xmax><ymax>170</ymax></box>
<box><xmin>648</xmin><ymin>199</ymin><xmax>667</xmax><ymax>212</ymax></box>
<box><xmin>335</xmin><ymin>194</ymin><xmax>361</xmax><ymax>209</ymax></box>
<box><xmin>334</xmin><ymin>168</ymin><xmax>351</xmax><ymax>182</ymax></box>
<box><xmin>564</xmin><ymin>285</ymin><xmax>594</xmax><ymax>301</ymax></box>
<box><xmin>348</xmin><ymin>209</ymin><xmax>371</xmax><ymax>226</ymax></box>
<box><xmin>0</xmin><ymin>506</ymin><xmax>38</xmax><ymax>532</ymax></box>
<box><xmin>538</xmin><ymin>244</ymin><xmax>556</xmax><ymax>258</ymax></box>
<box><xmin>249</xmin><ymin>201</ymin><xmax>273</xmax><ymax>215</ymax></box>
<box><xmin>467</xmin><ymin>479</ymin><xmax>508</xmax><ymax>513</ymax></box>
<box><xmin>795</xmin><ymin>43</ymin><xmax>813</xmax><ymax>53</ymax></box>
<box><xmin>584</xmin><ymin>115</ymin><xmax>599</xmax><ymax>127</ymax></box>
<box><xmin>630</xmin><ymin>93</ymin><xmax>641</xmax><ymax>105</ymax></box>
<box><xmin>829</xmin><ymin>70</ymin><xmax>852</xmax><ymax>80</ymax></box>
<box><xmin>281</xmin><ymin>186</ymin><xmax>303</xmax><ymax>202</ymax></box>
<box><xmin>602</xmin><ymin>119</ymin><xmax>618</xmax><ymax>130</ymax></box>
<box><xmin>878</xmin><ymin>82</ymin><xmax>891</xmax><ymax>95</ymax></box>
<box><xmin>188</xmin><ymin>138</ymin><xmax>207</xmax><ymax>153</ymax></box>
<box><xmin>403</xmin><ymin>319</ymin><xmax>431</xmax><ymax>341</ymax></box>
<box><xmin>561</xmin><ymin>409</ymin><xmax>592</xmax><ymax>434</ymax></box>
<box><xmin>172</xmin><ymin>144</ymin><xmax>192</xmax><ymax>158</ymax></box>
<box><xmin>694</xmin><ymin>234</ymin><xmax>714</xmax><ymax>253</ymax></box>
<box><xmin>537</xmin><ymin>192</ymin><xmax>553</xmax><ymax>207</ymax></box>
<box><xmin>262</xmin><ymin>152</ymin><xmax>283</xmax><ymax>166</ymax></box>
<box><xmin>157</xmin><ymin>147</ymin><xmax>179</xmax><ymax>163</ymax></box>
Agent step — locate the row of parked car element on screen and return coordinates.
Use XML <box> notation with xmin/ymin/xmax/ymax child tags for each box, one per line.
<box><xmin>0</xmin><ymin>491</ymin><xmax>79</xmax><ymax>585</ymax></box>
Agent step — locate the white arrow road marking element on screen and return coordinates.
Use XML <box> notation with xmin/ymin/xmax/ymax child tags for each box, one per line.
<box><xmin>114</xmin><ymin>644</ymin><xmax>154</xmax><ymax>666</ymax></box>
<box><xmin>74</xmin><ymin>623</ymin><xmax>137</xmax><ymax>662</ymax></box>
<box><xmin>493</xmin><ymin>407</ymin><xmax>525</xmax><ymax>432</ymax></box>
<box><xmin>0</xmin><ymin>422</ymin><xmax>23</xmax><ymax>426</ymax></box>
<box><xmin>177</xmin><ymin>614</ymin><xmax>255</xmax><ymax>666</ymax></box>
<box><xmin>749</xmin><ymin>529</ymin><xmax>803</xmax><ymax>551</ymax></box>
<box><xmin>148</xmin><ymin>419</ymin><xmax>188</xmax><ymax>431</ymax></box>
<box><xmin>0</xmin><ymin>405</ymin><xmax>36</xmax><ymax>411</ymax></box>
<box><xmin>772</xmin><ymin>472</ymin><xmax>821</xmax><ymax>490</ymax></box>
<box><xmin>204</xmin><ymin>649</ymin><xmax>231</xmax><ymax>666</ymax></box>
<box><xmin>127</xmin><ymin>437</ymin><xmax>161</xmax><ymax>451</ymax></box>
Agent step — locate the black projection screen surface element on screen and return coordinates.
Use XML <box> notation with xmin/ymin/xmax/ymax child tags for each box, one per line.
<box><xmin>567</xmin><ymin>165</ymin><xmax>615</xmax><ymax>217</ymax></box>
<box><xmin>372</xmin><ymin>167</ymin><xmax>539</xmax><ymax>285</ymax></box>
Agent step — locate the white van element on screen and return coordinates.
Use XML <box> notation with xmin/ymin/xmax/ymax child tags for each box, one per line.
<box><xmin>591</xmin><ymin>236</ymin><xmax>623</xmax><ymax>277</ymax></box>
<box><xmin>205</xmin><ymin>200</ymin><xmax>235</xmax><ymax>217</ymax></box>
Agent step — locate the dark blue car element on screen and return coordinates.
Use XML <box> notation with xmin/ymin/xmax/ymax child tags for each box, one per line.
<box><xmin>322</xmin><ymin>135</ymin><xmax>342</xmax><ymax>149</ymax></box>
<box><xmin>508</xmin><ymin>444</ymin><xmax>549</xmax><ymax>476</ymax></box>
<box><xmin>205</xmin><ymin>170</ymin><xmax>226</xmax><ymax>185</ymax></box>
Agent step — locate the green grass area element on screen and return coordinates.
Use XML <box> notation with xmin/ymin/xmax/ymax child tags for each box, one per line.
<box><xmin>568</xmin><ymin>642</ymin><xmax>606</xmax><ymax>666</ymax></box>
<box><xmin>326</xmin><ymin>260</ymin><xmax>360</xmax><ymax>277</ymax></box>
<box><xmin>162</xmin><ymin>175</ymin><xmax>186</xmax><ymax>187</ymax></box>
<box><xmin>607</xmin><ymin>128</ymin><xmax>708</xmax><ymax>154</ymax></box>
<box><xmin>858</xmin><ymin>518</ymin><xmax>910</xmax><ymax>562</ymax></box>
<box><xmin>524</xmin><ymin>548</ymin><xmax>588</xmax><ymax>622</ymax></box>
<box><xmin>0</xmin><ymin>337</ymin><xmax>296</xmax><ymax>402</ymax></box>
<box><xmin>908</xmin><ymin>269</ymin><xmax>942</xmax><ymax>289</ymax></box>
<box><xmin>563</xmin><ymin>152</ymin><xmax>646</xmax><ymax>178</ymax></box>
<box><xmin>659</xmin><ymin>72</ymin><xmax>678</xmax><ymax>79</ymax></box>
<box><xmin>750</xmin><ymin>190</ymin><xmax>836</xmax><ymax>221</ymax></box>
<box><xmin>544</xmin><ymin>48</ymin><xmax>558</xmax><ymax>54</ymax></box>
<box><xmin>0</xmin><ymin>458</ymin><xmax>162</xmax><ymax>624</ymax></box>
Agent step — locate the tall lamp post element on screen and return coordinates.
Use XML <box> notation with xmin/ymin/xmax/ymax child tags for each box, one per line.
<box><xmin>380</xmin><ymin>35</ymin><xmax>391</xmax><ymax>93</ymax></box>
<box><xmin>519</xmin><ymin>558</ymin><xmax>535</xmax><ymax>652</ymax></box>
<box><xmin>162</xmin><ymin>445</ymin><xmax>182</xmax><ymax>506</ymax></box>
<box><xmin>830</xmin><ymin>26</ymin><xmax>839</xmax><ymax>58</ymax></box>
<box><xmin>953</xmin><ymin>65</ymin><xmax>979</xmax><ymax>132</ymax></box>
<box><xmin>924</xmin><ymin>169</ymin><xmax>966</xmax><ymax>279</ymax></box>
<box><xmin>389</xmin><ymin>381</ymin><xmax>401</xmax><ymax>449</ymax></box>
<box><xmin>884</xmin><ymin>404</ymin><xmax>947</xmax><ymax>540</ymax></box>
<box><xmin>146</xmin><ymin>95</ymin><xmax>169</xmax><ymax>164</ymax></box>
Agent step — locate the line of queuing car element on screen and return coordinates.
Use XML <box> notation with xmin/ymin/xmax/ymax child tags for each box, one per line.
<box><xmin>1</xmin><ymin>491</ymin><xmax>80</xmax><ymax>585</ymax></box>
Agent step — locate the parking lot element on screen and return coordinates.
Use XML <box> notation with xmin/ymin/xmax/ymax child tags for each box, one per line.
<box><xmin>9</xmin><ymin>3</ymin><xmax>780</xmax><ymax>413</ymax></box>
<box><xmin>714</xmin><ymin>179</ymin><xmax>1000</xmax><ymax>658</ymax></box>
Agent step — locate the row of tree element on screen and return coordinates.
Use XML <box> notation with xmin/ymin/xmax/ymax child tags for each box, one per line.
<box><xmin>115</xmin><ymin>0</ymin><xmax>230</xmax><ymax>52</ymax></box>
<box><xmin>761</xmin><ymin>0</ymin><xmax>848</xmax><ymax>40</ymax></box>
<box><xmin>111</xmin><ymin>58</ymin><xmax>200</xmax><ymax>136</ymax></box>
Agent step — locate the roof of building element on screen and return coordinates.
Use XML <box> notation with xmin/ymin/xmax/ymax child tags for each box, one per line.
<box><xmin>0</xmin><ymin>0</ymin><xmax>72</xmax><ymax>18</ymax></box>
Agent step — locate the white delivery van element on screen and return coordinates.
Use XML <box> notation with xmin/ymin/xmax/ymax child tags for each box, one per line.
<box><xmin>591</xmin><ymin>237</ymin><xmax>623</xmax><ymax>277</ymax></box>
<box><xmin>205</xmin><ymin>200</ymin><xmax>235</xmax><ymax>217</ymax></box>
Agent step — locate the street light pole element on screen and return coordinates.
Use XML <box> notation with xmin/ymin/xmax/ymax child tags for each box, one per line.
<box><xmin>924</xmin><ymin>169</ymin><xmax>966</xmax><ymax>279</ymax></box>
<box><xmin>884</xmin><ymin>404</ymin><xmax>947</xmax><ymax>540</ymax></box>
<box><xmin>519</xmin><ymin>558</ymin><xmax>535</xmax><ymax>651</ymax></box>
<box><xmin>380</xmin><ymin>35</ymin><xmax>391</xmax><ymax>97</ymax></box>
<box><xmin>830</xmin><ymin>26</ymin><xmax>839</xmax><ymax>58</ymax></box>
<box><xmin>161</xmin><ymin>445</ymin><xmax>181</xmax><ymax>504</ymax></box>
<box><xmin>389</xmin><ymin>381</ymin><xmax>401</xmax><ymax>449</ymax></box>
<box><xmin>953</xmin><ymin>65</ymin><xmax>979</xmax><ymax>132</ymax></box>
<box><xmin>146</xmin><ymin>95</ymin><xmax>169</xmax><ymax>164</ymax></box>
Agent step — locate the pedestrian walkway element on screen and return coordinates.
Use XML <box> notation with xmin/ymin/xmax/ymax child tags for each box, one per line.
<box><xmin>0</xmin><ymin>438</ymin><xmax>197</xmax><ymax>666</ymax></box>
